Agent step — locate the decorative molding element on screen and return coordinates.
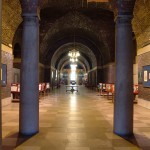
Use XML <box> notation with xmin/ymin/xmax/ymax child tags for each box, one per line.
<box><xmin>1</xmin><ymin>44</ymin><xmax>12</xmax><ymax>54</ymax></box>
<box><xmin>88</xmin><ymin>67</ymin><xmax>97</xmax><ymax>73</ymax></box>
<box><xmin>88</xmin><ymin>62</ymin><xmax>115</xmax><ymax>73</ymax></box>
<box><xmin>21</xmin><ymin>0</ymin><xmax>39</xmax><ymax>16</ymax></box>
<box><xmin>38</xmin><ymin>63</ymin><xmax>57</xmax><ymax>70</ymax></box>
<box><xmin>99</xmin><ymin>62</ymin><xmax>115</xmax><ymax>69</ymax></box>
<box><xmin>39</xmin><ymin>63</ymin><xmax>45</xmax><ymax>68</ymax></box>
<box><xmin>137</xmin><ymin>44</ymin><xmax>150</xmax><ymax>56</ymax></box>
<box><xmin>38</xmin><ymin>63</ymin><xmax>51</xmax><ymax>69</ymax></box>
<box><xmin>14</xmin><ymin>58</ymin><xmax>21</xmax><ymax>63</ymax></box>
<box><xmin>51</xmin><ymin>66</ymin><xmax>56</xmax><ymax>70</ymax></box>
<box><xmin>116</xmin><ymin>15</ymin><xmax>132</xmax><ymax>24</ymax></box>
<box><xmin>116</xmin><ymin>0</ymin><xmax>136</xmax><ymax>14</ymax></box>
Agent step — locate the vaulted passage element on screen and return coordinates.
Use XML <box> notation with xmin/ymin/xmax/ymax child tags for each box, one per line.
<box><xmin>1</xmin><ymin>0</ymin><xmax>150</xmax><ymax>149</ymax></box>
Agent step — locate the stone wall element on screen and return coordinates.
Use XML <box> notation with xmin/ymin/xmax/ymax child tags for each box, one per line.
<box><xmin>13</xmin><ymin>68</ymin><xmax>20</xmax><ymax>83</ymax></box>
<box><xmin>2</xmin><ymin>0</ymin><xmax>21</xmax><ymax>44</ymax></box>
<box><xmin>133</xmin><ymin>1</ymin><xmax>150</xmax><ymax>48</ymax></box>
<box><xmin>96</xmin><ymin>63</ymin><xmax>115</xmax><ymax>84</ymax></box>
<box><xmin>1</xmin><ymin>50</ymin><xmax>13</xmax><ymax>99</ymax></box>
<box><xmin>102</xmin><ymin>63</ymin><xmax>115</xmax><ymax>84</ymax></box>
<box><xmin>87</xmin><ymin>63</ymin><xmax>116</xmax><ymax>86</ymax></box>
<box><xmin>97</xmin><ymin>63</ymin><xmax>137</xmax><ymax>85</ymax></box>
<box><xmin>39</xmin><ymin>64</ymin><xmax>45</xmax><ymax>83</ymax></box>
<box><xmin>88</xmin><ymin>70</ymin><xmax>97</xmax><ymax>86</ymax></box>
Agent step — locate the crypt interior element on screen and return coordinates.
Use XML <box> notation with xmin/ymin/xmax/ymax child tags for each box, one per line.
<box><xmin>1</xmin><ymin>0</ymin><xmax>150</xmax><ymax>149</ymax></box>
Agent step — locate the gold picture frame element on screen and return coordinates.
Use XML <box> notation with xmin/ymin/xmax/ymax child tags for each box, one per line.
<box><xmin>144</xmin><ymin>70</ymin><xmax>148</xmax><ymax>82</ymax></box>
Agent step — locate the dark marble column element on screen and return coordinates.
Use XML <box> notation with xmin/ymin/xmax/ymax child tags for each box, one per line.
<box><xmin>20</xmin><ymin>0</ymin><xmax>39</xmax><ymax>135</ymax></box>
<box><xmin>0</xmin><ymin>0</ymin><xmax>2</xmax><ymax>147</ymax></box>
<box><xmin>114</xmin><ymin>14</ymin><xmax>134</xmax><ymax>136</ymax></box>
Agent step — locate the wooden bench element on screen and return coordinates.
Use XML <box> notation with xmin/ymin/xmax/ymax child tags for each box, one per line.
<box><xmin>11</xmin><ymin>82</ymin><xmax>51</xmax><ymax>101</ymax></box>
<box><xmin>98</xmin><ymin>83</ymin><xmax>138</xmax><ymax>102</ymax></box>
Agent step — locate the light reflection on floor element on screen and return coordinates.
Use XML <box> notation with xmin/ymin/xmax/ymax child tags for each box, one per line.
<box><xmin>2</xmin><ymin>85</ymin><xmax>150</xmax><ymax>150</ymax></box>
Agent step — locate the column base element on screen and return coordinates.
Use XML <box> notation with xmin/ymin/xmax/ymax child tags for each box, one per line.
<box><xmin>114</xmin><ymin>130</ymin><xmax>133</xmax><ymax>137</ymax></box>
<box><xmin>19</xmin><ymin>130</ymin><xmax>39</xmax><ymax>136</ymax></box>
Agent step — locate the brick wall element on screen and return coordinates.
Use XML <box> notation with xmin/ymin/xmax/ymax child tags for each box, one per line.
<box><xmin>97</xmin><ymin>63</ymin><xmax>115</xmax><ymax>84</ymax></box>
<box><xmin>102</xmin><ymin>64</ymin><xmax>115</xmax><ymax>84</ymax></box>
<box><xmin>88</xmin><ymin>70</ymin><xmax>97</xmax><ymax>86</ymax></box>
<box><xmin>1</xmin><ymin>50</ymin><xmax>13</xmax><ymax>99</ymax></box>
<box><xmin>133</xmin><ymin>1</ymin><xmax>150</xmax><ymax>48</ymax></box>
<box><xmin>137</xmin><ymin>50</ymin><xmax>150</xmax><ymax>101</ymax></box>
<box><xmin>2</xmin><ymin>0</ymin><xmax>21</xmax><ymax>44</ymax></box>
<box><xmin>88</xmin><ymin>63</ymin><xmax>116</xmax><ymax>86</ymax></box>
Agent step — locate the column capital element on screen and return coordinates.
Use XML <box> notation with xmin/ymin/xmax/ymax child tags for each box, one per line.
<box><xmin>115</xmin><ymin>0</ymin><xmax>136</xmax><ymax>15</ymax></box>
<box><xmin>23</xmin><ymin>16</ymin><xmax>39</xmax><ymax>27</ymax></box>
<box><xmin>115</xmin><ymin>14</ymin><xmax>133</xmax><ymax>24</ymax></box>
<box><xmin>20</xmin><ymin>0</ymin><xmax>39</xmax><ymax>17</ymax></box>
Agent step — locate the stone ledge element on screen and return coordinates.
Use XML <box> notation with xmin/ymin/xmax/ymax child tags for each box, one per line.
<box><xmin>137</xmin><ymin>44</ymin><xmax>150</xmax><ymax>56</ymax></box>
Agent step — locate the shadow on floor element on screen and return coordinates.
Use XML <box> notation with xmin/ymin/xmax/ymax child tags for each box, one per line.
<box><xmin>2</xmin><ymin>132</ymin><xmax>36</xmax><ymax>150</ymax></box>
<box><xmin>120</xmin><ymin>133</ymin><xmax>150</xmax><ymax>150</ymax></box>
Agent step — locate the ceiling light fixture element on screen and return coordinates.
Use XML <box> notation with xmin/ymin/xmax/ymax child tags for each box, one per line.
<box><xmin>67</xmin><ymin>1</ymin><xmax>80</xmax><ymax>63</ymax></box>
<box><xmin>68</xmin><ymin>49</ymin><xmax>80</xmax><ymax>62</ymax></box>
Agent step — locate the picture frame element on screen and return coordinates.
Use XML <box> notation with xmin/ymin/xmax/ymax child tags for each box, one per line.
<box><xmin>143</xmin><ymin>65</ymin><xmax>150</xmax><ymax>87</ymax></box>
<box><xmin>144</xmin><ymin>70</ymin><xmax>148</xmax><ymax>82</ymax></box>
<box><xmin>1</xmin><ymin>64</ymin><xmax>7</xmax><ymax>86</ymax></box>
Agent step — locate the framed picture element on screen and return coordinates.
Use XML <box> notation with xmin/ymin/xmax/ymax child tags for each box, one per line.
<box><xmin>138</xmin><ymin>69</ymin><xmax>142</xmax><ymax>84</ymax></box>
<box><xmin>143</xmin><ymin>65</ymin><xmax>150</xmax><ymax>87</ymax></box>
<box><xmin>144</xmin><ymin>70</ymin><xmax>148</xmax><ymax>82</ymax></box>
<box><xmin>1</xmin><ymin>64</ymin><xmax>7</xmax><ymax>86</ymax></box>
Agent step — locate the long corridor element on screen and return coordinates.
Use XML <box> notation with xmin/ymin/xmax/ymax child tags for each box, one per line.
<box><xmin>2</xmin><ymin>85</ymin><xmax>150</xmax><ymax>150</ymax></box>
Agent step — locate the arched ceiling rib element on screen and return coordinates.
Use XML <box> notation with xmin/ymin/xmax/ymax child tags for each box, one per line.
<box><xmin>42</xmin><ymin>30</ymin><xmax>104</xmax><ymax>63</ymax></box>
<box><xmin>51</xmin><ymin>42</ymin><xmax>97</xmax><ymax>69</ymax></box>
<box><xmin>39</xmin><ymin>0</ymin><xmax>112</xmax><ymax>11</ymax></box>
<box><xmin>2</xmin><ymin>0</ymin><xmax>22</xmax><ymax>44</ymax></box>
<box><xmin>42</xmin><ymin>29</ymin><xmax>110</xmax><ymax>65</ymax></box>
<box><xmin>56</xmin><ymin>52</ymin><xmax>93</xmax><ymax>70</ymax></box>
<box><xmin>57</xmin><ymin>55</ymin><xmax>90</xmax><ymax>72</ymax></box>
<box><xmin>59</xmin><ymin>59</ymin><xmax>88</xmax><ymax>73</ymax></box>
<box><xmin>4</xmin><ymin>0</ymin><xmax>150</xmax><ymax>65</ymax></box>
<box><xmin>40</xmin><ymin>11</ymin><xmax>114</xmax><ymax>65</ymax></box>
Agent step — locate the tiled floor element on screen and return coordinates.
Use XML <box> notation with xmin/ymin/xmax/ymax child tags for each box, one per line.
<box><xmin>2</xmin><ymin>85</ymin><xmax>150</xmax><ymax>150</ymax></box>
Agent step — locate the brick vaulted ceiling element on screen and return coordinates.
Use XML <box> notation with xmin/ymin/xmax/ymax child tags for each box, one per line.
<box><xmin>2</xmin><ymin>0</ymin><xmax>150</xmax><ymax>68</ymax></box>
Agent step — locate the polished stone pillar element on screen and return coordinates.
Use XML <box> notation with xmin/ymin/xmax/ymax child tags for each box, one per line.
<box><xmin>20</xmin><ymin>3</ymin><xmax>39</xmax><ymax>135</ymax></box>
<box><xmin>114</xmin><ymin>14</ymin><xmax>134</xmax><ymax>136</ymax></box>
<box><xmin>0</xmin><ymin>0</ymin><xmax>2</xmax><ymax>147</ymax></box>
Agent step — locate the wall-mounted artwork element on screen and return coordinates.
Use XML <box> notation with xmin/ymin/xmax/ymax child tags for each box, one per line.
<box><xmin>143</xmin><ymin>65</ymin><xmax>150</xmax><ymax>87</ymax></box>
<box><xmin>138</xmin><ymin>69</ymin><xmax>142</xmax><ymax>84</ymax></box>
<box><xmin>1</xmin><ymin>64</ymin><xmax>7</xmax><ymax>86</ymax></box>
<box><xmin>144</xmin><ymin>70</ymin><xmax>148</xmax><ymax>82</ymax></box>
